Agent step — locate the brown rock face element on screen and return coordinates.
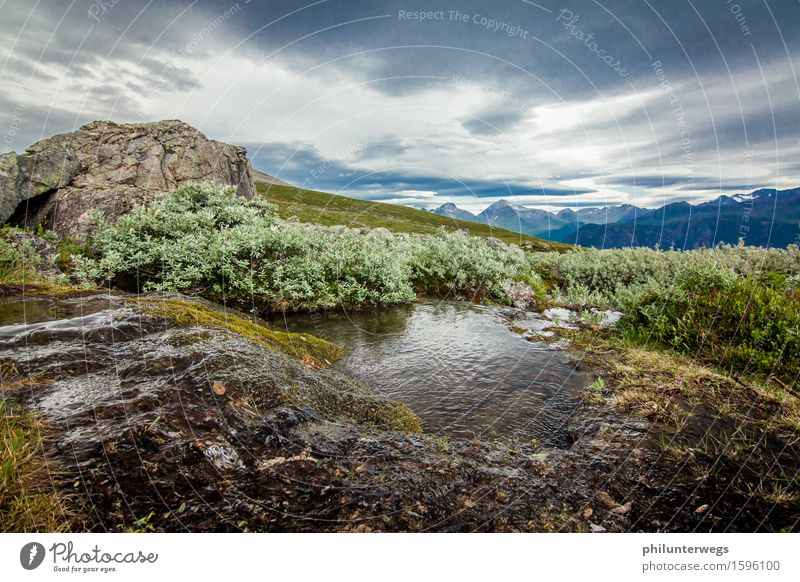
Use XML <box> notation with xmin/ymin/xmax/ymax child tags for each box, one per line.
<box><xmin>0</xmin><ymin>120</ymin><xmax>255</xmax><ymax>237</ymax></box>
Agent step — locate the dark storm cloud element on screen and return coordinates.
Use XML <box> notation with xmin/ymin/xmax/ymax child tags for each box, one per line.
<box><xmin>342</xmin><ymin>174</ymin><xmax>596</xmax><ymax>200</ymax></box>
<box><xmin>231</xmin><ymin>0</ymin><xmax>799</xmax><ymax>97</ymax></box>
<box><xmin>605</xmin><ymin>175</ymin><xmax>702</xmax><ymax>188</ymax></box>
<box><xmin>1</xmin><ymin>1</ymin><xmax>203</xmax><ymax>134</ymax></box>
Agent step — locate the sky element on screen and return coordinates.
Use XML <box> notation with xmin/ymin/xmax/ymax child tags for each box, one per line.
<box><xmin>1</xmin><ymin>0</ymin><xmax>798</xmax><ymax>213</ymax></box>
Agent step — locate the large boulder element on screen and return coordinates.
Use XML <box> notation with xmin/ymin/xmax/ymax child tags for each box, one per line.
<box><xmin>0</xmin><ymin>120</ymin><xmax>255</xmax><ymax>237</ymax></box>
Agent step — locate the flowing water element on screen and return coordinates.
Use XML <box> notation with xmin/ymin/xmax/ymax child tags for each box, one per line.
<box><xmin>0</xmin><ymin>294</ymin><xmax>113</xmax><ymax>329</ymax></box>
<box><xmin>269</xmin><ymin>300</ymin><xmax>591</xmax><ymax>446</ymax></box>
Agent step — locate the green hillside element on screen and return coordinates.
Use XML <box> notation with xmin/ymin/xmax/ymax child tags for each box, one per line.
<box><xmin>256</xmin><ymin>183</ymin><xmax>568</xmax><ymax>251</ymax></box>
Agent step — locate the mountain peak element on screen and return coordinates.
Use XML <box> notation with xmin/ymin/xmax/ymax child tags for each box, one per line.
<box><xmin>431</xmin><ymin>202</ymin><xmax>476</xmax><ymax>221</ymax></box>
<box><xmin>491</xmin><ymin>199</ymin><xmax>517</xmax><ymax>208</ymax></box>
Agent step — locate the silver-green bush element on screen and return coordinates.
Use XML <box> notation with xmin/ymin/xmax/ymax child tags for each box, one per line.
<box><xmin>530</xmin><ymin>244</ymin><xmax>800</xmax><ymax>309</ymax></box>
<box><xmin>76</xmin><ymin>182</ymin><xmax>538</xmax><ymax>310</ymax></box>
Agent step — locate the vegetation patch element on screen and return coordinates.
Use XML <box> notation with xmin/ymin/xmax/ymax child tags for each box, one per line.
<box><xmin>0</xmin><ymin>227</ymin><xmax>49</xmax><ymax>284</ymax></box>
<box><xmin>75</xmin><ymin>182</ymin><xmax>543</xmax><ymax>311</ymax></box>
<box><xmin>55</xmin><ymin>237</ymin><xmax>91</xmax><ymax>271</ymax></box>
<box><xmin>530</xmin><ymin>244</ymin><xmax>800</xmax><ymax>310</ymax></box>
<box><xmin>133</xmin><ymin>297</ymin><xmax>344</xmax><ymax>365</ymax></box>
<box><xmin>532</xmin><ymin>245</ymin><xmax>800</xmax><ymax>387</ymax></box>
<box><xmin>572</xmin><ymin>329</ymin><xmax>800</xmax><ymax>519</ymax></box>
<box><xmin>624</xmin><ymin>272</ymin><xmax>800</xmax><ymax>386</ymax></box>
<box><xmin>0</xmin><ymin>282</ymin><xmax>104</xmax><ymax>298</ymax></box>
<box><xmin>0</xmin><ymin>400</ymin><xmax>76</xmax><ymax>532</ymax></box>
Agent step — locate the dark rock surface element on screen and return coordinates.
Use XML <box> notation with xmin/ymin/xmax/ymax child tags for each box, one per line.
<box><xmin>0</xmin><ymin>120</ymin><xmax>255</xmax><ymax>237</ymax></box>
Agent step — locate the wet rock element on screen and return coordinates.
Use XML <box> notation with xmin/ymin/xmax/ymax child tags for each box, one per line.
<box><xmin>542</xmin><ymin>307</ymin><xmax>579</xmax><ymax>326</ymax></box>
<box><xmin>1</xmin><ymin>120</ymin><xmax>255</xmax><ymax>237</ymax></box>
<box><xmin>538</xmin><ymin>307</ymin><xmax>622</xmax><ymax>329</ymax></box>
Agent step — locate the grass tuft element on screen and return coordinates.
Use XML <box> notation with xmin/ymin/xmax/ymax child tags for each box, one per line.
<box><xmin>0</xmin><ymin>401</ymin><xmax>75</xmax><ymax>532</ymax></box>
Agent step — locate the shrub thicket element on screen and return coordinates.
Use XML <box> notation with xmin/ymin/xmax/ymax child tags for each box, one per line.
<box><xmin>531</xmin><ymin>246</ymin><xmax>800</xmax><ymax>385</ymax></box>
<box><xmin>0</xmin><ymin>227</ymin><xmax>60</xmax><ymax>283</ymax></box>
<box><xmin>75</xmin><ymin>182</ymin><xmax>536</xmax><ymax>310</ymax></box>
<box><xmin>529</xmin><ymin>245</ymin><xmax>800</xmax><ymax>309</ymax></box>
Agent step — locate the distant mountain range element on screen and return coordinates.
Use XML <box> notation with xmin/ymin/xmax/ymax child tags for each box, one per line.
<box><xmin>430</xmin><ymin>187</ymin><xmax>800</xmax><ymax>249</ymax></box>
<box><xmin>432</xmin><ymin>199</ymin><xmax>642</xmax><ymax>242</ymax></box>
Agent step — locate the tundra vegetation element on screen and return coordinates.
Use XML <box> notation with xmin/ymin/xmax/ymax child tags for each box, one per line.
<box><xmin>0</xmin><ymin>399</ymin><xmax>77</xmax><ymax>532</ymax></box>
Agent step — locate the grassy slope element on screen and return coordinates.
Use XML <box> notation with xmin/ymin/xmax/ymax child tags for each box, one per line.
<box><xmin>257</xmin><ymin>183</ymin><xmax>569</xmax><ymax>251</ymax></box>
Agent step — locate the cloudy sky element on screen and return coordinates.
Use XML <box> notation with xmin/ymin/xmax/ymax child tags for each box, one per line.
<box><xmin>1</xmin><ymin>0</ymin><xmax>798</xmax><ymax>212</ymax></box>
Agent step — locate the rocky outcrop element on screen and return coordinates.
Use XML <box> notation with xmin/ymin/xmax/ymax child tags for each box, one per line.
<box><xmin>0</xmin><ymin>120</ymin><xmax>255</xmax><ymax>237</ymax></box>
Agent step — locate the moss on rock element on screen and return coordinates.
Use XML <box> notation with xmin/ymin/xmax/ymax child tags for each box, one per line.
<box><xmin>133</xmin><ymin>297</ymin><xmax>344</xmax><ymax>365</ymax></box>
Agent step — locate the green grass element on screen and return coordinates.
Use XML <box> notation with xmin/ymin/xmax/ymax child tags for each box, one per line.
<box><xmin>0</xmin><ymin>399</ymin><xmax>75</xmax><ymax>532</ymax></box>
<box><xmin>257</xmin><ymin>183</ymin><xmax>569</xmax><ymax>251</ymax></box>
<box><xmin>0</xmin><ymin>228</ymin><xmax>43</xmax><ymax>284</ymax></box>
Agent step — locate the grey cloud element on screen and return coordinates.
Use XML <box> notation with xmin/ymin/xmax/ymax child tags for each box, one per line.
<box><xmin>0</xmin><ymin>98</ymin><xmax>107</xmax><ymax>153</ymax></box>
<box><xmin>461</xmin><ymin>109</ymin><xmax>528</xmax><ymax>136</ymax></box>
<box><xmin>246</xmin><ymin>141</ymin><xmax>362</xmax><ymax>189</ymax></box>
<box><xmin>2</xmin><ymin>1</ymin><xmax>205</xmax><ymax>97</ymax></box>
<box><xmin>138</xmin><ymin>58</ymin><xmax>202</xmax><ymax>93</ymax></box>
<box><xmin>353</xmin><ymin>137</ymin><xmax>411</xmax><ymax>161</ymax></box>
<box><xmin>679</xmin><ymin>183</ymin><xmax>764</xmax><ymax>192</ymax></box>
<box><xmin>605</xmin><ymin>175</ymin><xmax>703</xmax><ymax>188</ymax></box>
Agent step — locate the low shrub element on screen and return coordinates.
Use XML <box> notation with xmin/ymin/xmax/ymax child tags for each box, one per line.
<box><xmin>531</xmin><ymin>244</ymin><xmax>800</xmax><ymax>384</ymax></box>
<box><xmin>75</xmin><ymin>182</ymin><xmax>539</xmax><ymax>310</ymax></box>
<box><xmin>406</xmin><ymin>231</ymin><xmax>531</xmax><ymax>300</ymax></box>
<box><xmin>530</xmin><ymin>244</ymin><xmax>800</xmax><ymax>309</ymax></box>
<box><xmin>0</xmin><ymin>399</ymin><xmax>74</xmax><ymax>532</ymax></box>
<box><xmin>623</xmin><ymin>268</ymin><xmax>800</xmax><ymax>385</ymax></box>
<box><xmin>0</xmin><ymin>228</ymin><xmax>47</xmax><ymax>283</ymax></box>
